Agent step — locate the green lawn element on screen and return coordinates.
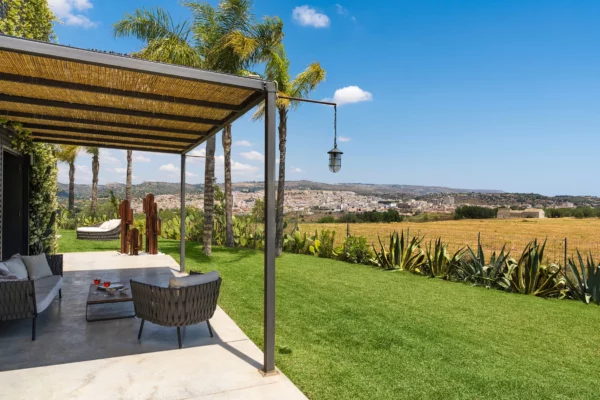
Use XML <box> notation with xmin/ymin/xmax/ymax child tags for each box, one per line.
<box><xmin>58</xmin><ymin>230</ymin><xmax>600</xmax><ymax>399</ymax></box>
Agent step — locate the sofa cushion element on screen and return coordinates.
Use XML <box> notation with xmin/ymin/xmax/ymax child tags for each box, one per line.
<box><xmin>22</xmin><ymin>253</ymin><xmax>53</xmax><ymax>280</ymax></box>
<box><xmin>169</xmin><ymin>271</ymin><xmax>219</xmax><ymax>288</ymax></box>
<box><xmin>0</xmin><ymin>262</ymin><xmax>9</xmax><ymax>275</ymax></box>
<box><xmin>4</xmin><ymin>254</ymin><xmax>28</xmax><ymax>279</ymax></box>
<box><xmin>34</xmin><ymin>275</ymin><xmax>62</xmax><ymax>313</ymax></box>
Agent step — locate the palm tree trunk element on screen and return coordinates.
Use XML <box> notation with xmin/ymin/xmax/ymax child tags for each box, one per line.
<box><xmin>275</xmin><ymin>108</ymin><xmax>287</xmax><ymax>257</ymax></box>
<box><xmin>126</xmin><ymin>150</ymin><xmax>132</xmax><ymax>202</ymax></box>
<box><xmin>91</xmin><ymin>153</ymin><xmax>99</xmax><ymax>214</ymax></box>
<box><xmin>68</xmin><ymin>161</ymin><xmax>75</xmax><ymax>212</ymax></box>
<box><xmin>203</xmin><ymin>136</ymin><xmax>216</xmax><ymax>255</ymax></box>
<box><xmin>222</xmin><ymin>125</ymin><xmax>234</xmax><ymax>247</ymax></box>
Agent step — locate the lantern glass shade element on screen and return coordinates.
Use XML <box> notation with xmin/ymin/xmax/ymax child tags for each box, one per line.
<box><xmin>328</xmin><ymin>147</ymin><xmax>343</xmax><ymax>173</ymax></box>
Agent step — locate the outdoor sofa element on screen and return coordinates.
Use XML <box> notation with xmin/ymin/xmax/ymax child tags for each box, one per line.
<box><xmin>130</xmin><ymin>271</ymin><xmax>221</xmax><ymax>348</ymax></box>
<box><xmin>0</xmin><ymin>253</ymin><xmax>63</xmax><ymax>340</ymax></box>
<box><xmin>76</xmin><ymin>219</ymin><xmax>121</xmax><ymax>240</ymax></box>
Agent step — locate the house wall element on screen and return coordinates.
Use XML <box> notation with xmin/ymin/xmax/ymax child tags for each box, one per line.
<box><xmin>0</xmin><ymin>125</ymin><xmax>30</xmax><ymax>259</ymax></box>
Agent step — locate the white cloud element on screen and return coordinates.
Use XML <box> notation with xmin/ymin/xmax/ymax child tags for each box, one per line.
<box><xmin>240</xmin><ymin>150</ymin><xmax>264</xmax><ymax>162</ymax></box>
<box><xmin>335</xmin><ymin>4</ymin><xmax>356</xmax><ymax>21</ymax></box>
<box><xmin>233</xmin><ymin>140</ymin><xmax>253</xmax><ymax>147</ymax></box>
<box><xmin>100</xmin><ymin>149</ymin><xmax>118</xmax><ymax>164</ymax></box>
<box><xmin>292</xmin><ymin>6</ymin><xmax>330</xmax><ymax>28</ymax></box>
<box><xmin>159</xmin><ymin>163</ymin><xmax>179</xmax><ymax>173</ymax></box>
<box><xmin>331</xmin><ymin>86</ymin><xmax>373</xmax><ymax>105</ymax></box>
<box><xmin>134</xmin><ymin>155</ymin><xmax>150</xmax><ymax>163</ymax></box>
<box><xmin>338</xmin><ymin>136</ymin><xmax>351</xmax><ymax>142</ymax></box>
<box><xmin>49</xmin><ymin>0</ymin><xmax>98</xmax><ymax>28</ymax></box>
<box><xmin>113</xmin><ymin>167</ymin><xmax>127</xmax><ymax>174</ymax></box>
<box><xmin>186</xmin><ymin>171</ymin><xmax>198</xmax><ymax>177</ymax></box>
<box><xmin>291</xmin><ymin>167</ymin><xmax>302</xmax><ymax>173</ymax></box>
<box><xmin>335</xmin><ymin>4</ymin><xmax>348</xmax><ymax>16</ymax></box>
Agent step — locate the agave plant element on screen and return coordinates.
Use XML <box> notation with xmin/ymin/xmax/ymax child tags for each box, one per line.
<box><xmin>565</xmin><ymin>250</ymin><xmax>600</xmax><ymax>305</ymax></box>
<box><xmin>423</xmin><ymin>238</ymin><xmax>465</xmax><ymax>279</ymax></box>
<box><xmin>371</xmin><ymin>229</ymin><xmax>425</xmax><ymax>272</ymax></box>
<box><xmin>458</xmin><ymin>243</ymin><xmax>512</xmax><ymax>289</ymax></box>
<box><xmin>507</xmin><ymin>239</ymin><xmax>566</xmax><ymax>297</ymax></box>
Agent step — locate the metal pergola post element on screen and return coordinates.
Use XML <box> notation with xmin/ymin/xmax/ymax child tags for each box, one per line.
<box><xmin>262</xmin><ymin>84</ymin><xmax>277</xmax><ymax>375</ymax></box>
<box><xmin>180</xmin><ymin>154</ymin><xmax>186</xmax><ymax>273</ymax></box>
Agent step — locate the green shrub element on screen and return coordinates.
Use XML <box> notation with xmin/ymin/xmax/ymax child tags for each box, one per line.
<box><xmin>338</xmin><ymin>236</ymin><xmax>372</xmax><ymax>264</ymax></box>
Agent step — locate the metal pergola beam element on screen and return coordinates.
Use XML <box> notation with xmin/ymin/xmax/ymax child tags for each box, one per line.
<box><xmin>0</xmin><ymin>34</ymin><xmax>266</xmax><ymax>91</ymax></box>
<box><xmin>0</xmin><ymin>94</ymin><xmax>224</xmax><ymax>125</ymax></box>
<box><xmin>31</xmin><ymin>133</ymin><xmax>186</xmax><ymax>150</ymax></box>
<box><xmin>32</xmin><ymin>138</ymin><xmax>182</xmax><ymax>154</ymax></box>
<box><xmin>0</xmin><ymin>110</ymin><xmax>207</xmax><ymax>136</ymax></box>
<box><xmin>262</xmin><ymin>85</ymin><xmax>277</xmax><ymax>375</ymax></box>
<box><xmin>0</xmin><ymin>72</ymin><xmax>243</xmax><ymax>111</ymax></box>
<box><xmin>25</xmin><ymin>124</ymin><xmax>199</xmax><ymax>143</ymax></box>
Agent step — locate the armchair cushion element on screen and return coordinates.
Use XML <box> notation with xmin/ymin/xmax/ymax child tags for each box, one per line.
<box><xmin>4</xmin><ymin>254</ymin><xmax>28</xmax><ymax>279</ymax></box>
<box><xmin>34</xmin><ymin>275</ymin><xmax>62</xmax><ymax>313</ymax></box>
<box><xmin>22</xmin><ymin>253</ymin><xmax>53</xmax><ymax>280</ymax></box>
<box><xmin>169</xmin><ymin>271</ymin><xmax>219</xmax><ymax>288</ymax></box>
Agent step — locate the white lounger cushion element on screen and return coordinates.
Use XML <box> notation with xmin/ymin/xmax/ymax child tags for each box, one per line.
<box><xmin>78</xmin><ymin>219</ymin><xmax>121</xmax><ymax>233</ymax></box>
<box><xmin>99</xmin><ymin>219</ymin><xmax>121</xmax><ymax>230</ymax></box>
<box><xmin>76</xmin><ymin>227</ymin><xmax>106</xmax><ymax>233</ymax></box>
<box><xmin>169</xmin><ymin>271</ymin><xmax>220</xmax><ymax>288</ymax></box>
<box><xmin>34</xmin><ymin>275</ymin><xmax>62</xmax><ymax>313</ymax></box>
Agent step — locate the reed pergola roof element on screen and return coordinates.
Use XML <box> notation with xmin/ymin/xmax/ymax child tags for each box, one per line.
<box><xmin>0</xmin><ymin>34</ymin><xmax>268</xmax><ymax>154</ymax></box>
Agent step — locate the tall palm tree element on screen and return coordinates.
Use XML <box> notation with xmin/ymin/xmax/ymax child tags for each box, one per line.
<box><xmin>55</xmin><ymin>145</ymin><xmax>80</xmax><ymax>212</ymax></box>
<box><xmin>222</xmin><ymin>126</ymin><xmax>234</xmax><ymax>246</ymax></box>
<box><xmin>85</xmin><ymin>147</ymin><xmax>100</xmax><ymax>214</ymax></box>
<box><xmin>253</xmin><ymin>44</ymin><xmax>326</xmax><ymax>256</ymax></box>
<box><xmin>126</xmin><ymin>150</ymin><xmax>133</xmax><ymax>202</ymax></box>
<box><xmin>203</xmin><ymin>136</ymin><xmax>216</xmax><ymax>255</ymax></box>
<box><xmin>187</xmin><ymin>1</ymin><xmax>283</xmax><ymax>248</ymax></box>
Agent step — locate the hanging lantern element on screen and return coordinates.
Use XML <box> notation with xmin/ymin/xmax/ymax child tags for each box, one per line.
<box><xmin>328</xmin><ymin>146</ymin><xmax>343</xmax><ymax>173</ymax></box>
<box><xmin>328</xmin><ymin>104</ymin><xmax>342</xmax><ymax>173</ymax></box>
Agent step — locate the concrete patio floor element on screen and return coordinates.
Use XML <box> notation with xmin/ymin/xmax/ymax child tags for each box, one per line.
<box><xmin>0</xmin><ymin>251</ymin><xmax>306</xmax><ymax>400</ymax></box>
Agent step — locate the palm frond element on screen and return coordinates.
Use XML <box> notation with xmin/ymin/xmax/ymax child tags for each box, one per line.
<box><xmin>289</xmin><ymin>62</ymin><xmax>326</xmax><ymax>105</ymax></box>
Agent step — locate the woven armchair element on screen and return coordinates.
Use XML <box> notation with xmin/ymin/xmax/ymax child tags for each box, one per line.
<box><xmin>0</xmin><ymin>254</ymin><xmax>63</xmax><ymax>340</ymax></box>
<box><xmin>130</xmin><ymin>275</ymin><xmax>222</xmax><ymax>348</ymax></box>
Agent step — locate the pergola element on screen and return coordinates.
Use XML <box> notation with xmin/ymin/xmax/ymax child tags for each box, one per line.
<box><xmin>0</xmin><ymin>34</ymin><xmax>278</xmax><ymax>374</ymax></box>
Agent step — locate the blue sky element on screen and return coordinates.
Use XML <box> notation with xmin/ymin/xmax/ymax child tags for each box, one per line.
<box><xmin>48</xmin><ymin>0</ymin><xmax>600</xmax><ymax>196</ymax></box>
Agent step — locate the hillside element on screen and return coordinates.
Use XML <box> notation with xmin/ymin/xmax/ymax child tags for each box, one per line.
<box><xmin>58</xmin><ymin>180</ymin><xmax>503</xmax><ymax>199</ymax></box>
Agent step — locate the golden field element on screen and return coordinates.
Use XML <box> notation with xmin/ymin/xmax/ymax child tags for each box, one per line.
<box><xmin>299</xmin><ymin>218</ymin><xmax>600</xmax><ymax>263</ymax></box>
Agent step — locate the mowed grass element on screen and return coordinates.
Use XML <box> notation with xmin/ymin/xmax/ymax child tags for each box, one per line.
<box><xmin>57</xmin><ymin>230</ymin><xmax>600</xmax><ymax>399</ymax></box>
<box><xmin>301</xmin><ymin>218</ymin><xmax>600</xmax><ymax>262</ymax></box>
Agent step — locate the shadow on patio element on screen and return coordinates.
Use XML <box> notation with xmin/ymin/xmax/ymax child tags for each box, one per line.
<box><xmin>0</xmin><ymin>252</ymin><xmax>305</xmax><ymax>400</ymax></box>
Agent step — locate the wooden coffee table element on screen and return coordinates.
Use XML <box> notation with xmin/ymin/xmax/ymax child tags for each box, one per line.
<box><xmin>86</xmin><ymin>283</ymin><xmax>135</xmax><ymax>322</ymax></box>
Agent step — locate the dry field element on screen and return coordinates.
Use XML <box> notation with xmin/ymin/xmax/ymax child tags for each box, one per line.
<box><xmin>299</xmin><ymin>218</ymin><xmax>600</xmax><ymax>263</ymax></box>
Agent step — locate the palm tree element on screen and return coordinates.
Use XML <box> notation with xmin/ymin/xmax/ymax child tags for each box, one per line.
<box><xmin>114</xmin><ymin>8</ymin><xmax>201</xmax><ymax>67</ymax></box>
<box><xmin>253</xmin><ymin>44</ymin><xmax>326</xmax><ymax>256</ymax></box>
<box><xmin>222</xmin><ymin>126</ymin><xmax>234</xmax><ymax>246</ymax></box>
<box><xmin>55</xmin><ymin>145</ymin><xmax>80</xmax><ymax>212</ymax></box>
<box><xmin>126</xmin><ymin>150</ymin><xmax>132</xmax><ymax>202</ymax></box>
<box><xmin>187</xmin><ymin>1</ymin><xmax>283</xmax><ymax>248</ymax></box>
<box><xmin>203</xmin><ymin>136</ymin><xmax>216</xmax><ymax>255</ymax></box>
<box><xmin>85</xmin><ymin>147</ymin><xmax>100</xmax><ymax>214</ymax></box>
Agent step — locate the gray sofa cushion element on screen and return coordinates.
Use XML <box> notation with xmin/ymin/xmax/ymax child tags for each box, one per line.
<box><xmin>22</xmin><ymin>253</ymin><xmax>53</xmax><ymax>280</ymax></box>
<box><xmin>4</xmin><ymin>254</ymin><xmax>28</xmax><ymax>279</ymax></box>
<box><xmin>34</xmin><ymin>275</ymin><xmax>62</xmax><ymax>313</ymax></box>
<box><xmin>169</xmin><ymin>271</ymin><xmax>219</xmax><ymax>288</ymax></box>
